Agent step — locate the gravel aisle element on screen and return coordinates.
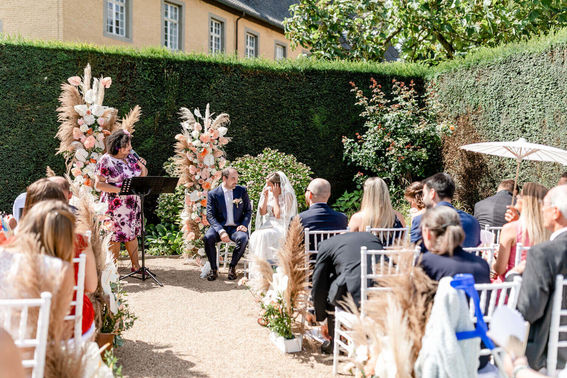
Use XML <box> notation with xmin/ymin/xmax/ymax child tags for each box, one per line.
<box><xmin>115</xmin><ymin>257</ymin><xmax>333</xmax><ymax>377</ymax></box>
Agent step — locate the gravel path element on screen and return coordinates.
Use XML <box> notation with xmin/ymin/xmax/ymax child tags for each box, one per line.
<box><xmin>114</xmin><ymin>256</ymin><xmax>333</xmax><ymax>377</ymax></box>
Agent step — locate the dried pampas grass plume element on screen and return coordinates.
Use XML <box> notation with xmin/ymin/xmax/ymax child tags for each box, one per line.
<box><xmin>119</xmin><ymin>105</ymin><xmax>141</xmax><ymax>135</ymax></box>
<box><xmin>56</xmin><ymin>83</ymin><xmax>84</xmax><ymax>155</ymax></box>
<box><xmin>249</xmin><ymin>256</ymin><xmax>273</xmax><ymax>294</ymax></box>
<box><xmin>45</xmin><ymin>166</ymin><xmax>56</xmax><ymax>177</ymax></box>
<box><xmin>276</xmin><ymin>217</ymin><xmax>309</xmax><ymax>327</ymax></box>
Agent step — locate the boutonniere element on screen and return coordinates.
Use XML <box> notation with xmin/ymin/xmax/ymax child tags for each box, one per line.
<box><xmin>233</xmin><ymin>198</ymin><xmax>243</xmax><ymax>208</ymax></box>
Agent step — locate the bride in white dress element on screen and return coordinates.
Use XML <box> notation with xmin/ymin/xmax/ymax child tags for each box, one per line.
<box><xmin>249</xmin><ymin>171</ymin><xmax>298</xmax><ymax>265</ymax></box>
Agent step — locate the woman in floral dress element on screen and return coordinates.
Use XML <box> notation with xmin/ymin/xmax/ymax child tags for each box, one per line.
<box><xmin>95</xmin><ymin>130</ymin><xmax>147</xmax><ymax>271</ymax></box>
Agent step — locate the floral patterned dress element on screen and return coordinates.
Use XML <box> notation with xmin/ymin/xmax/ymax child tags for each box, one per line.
<box><xmin>97</xmin><ymin>153</ymin><xmax>142</xmax><ymax>243</ymax></box>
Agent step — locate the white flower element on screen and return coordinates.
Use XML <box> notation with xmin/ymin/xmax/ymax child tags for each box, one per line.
<box><xmin>194</xmin><ymin>108</ymin><xmax>202</xmax><ymax>119</ymax></box>
<box><xmin>91</xmin><ymin>104</ymin><xmax>105</xmax><ymax>117</ymax></box>
<box><xmin>101</xmin><ymin>260</ymin><xmax>119</xmax><ymax>314</ymax></box>
<box><xmin>79</xmin><ymin>123</ymin><xmax>89</xmax><ymax>133</ymax></box>
<box><xmin>271</xmin><ymin>267</ymin><xmax>288</xmax><ymax>294</ymax></box>
<box><xmin>197</xmin><ymin>248</ymin><xmax>206</xmax><ymax>256</ymax></box>
<box><xmin>218</xmin><ymin>126</ymin><xmax>228</xmax><ymax>137</ymax></box>
<box><xmin>84</xmin><ymin>89</ymin><xmax>96</xmax><ymax>104</ymax></box>
<box><xmin>84</xmin><ymin>114</ymin><xmax>95</xmax><ymax>125</ymax></box>
<box><xmin>189</xmin><ymin>190</ymin><xmax>200</xmax><ymax>202</ymax></box>
<box><xmin>192</xmin><ymin>140</ymin><xmax>201</xmax><ymax>147</ymax></box>
<box><xmin>195</xmin><ymin>174</ymin><xmax>200</xmax><ymax>180</ymax></box>
<box><xmin>181</xmin><ymin>121</ymin><xmax>191</xmax><ymax>131</ymax></box>
<box><xmin>191</xmin><ymin>130</ymin><xmax>200</xmax><ymax>139</ymax></box>
<box><xmin>74</xmin><ymin>104</ymin><xmax>88</xmax><ymax>116</ymax></box>
<box><xmin>74</xmin><ymin>175</ymin><xmax>85</xmax><ymax>185</ymax></box>
<box><xmin>203</xmin><ymin>154</ymin><xmax>215</xmax><ymax>166</ymax></box>
<box><xmin>75</xmin><ymin>148</ymin><xmax>88</xmax><ymax>162</ymax></box>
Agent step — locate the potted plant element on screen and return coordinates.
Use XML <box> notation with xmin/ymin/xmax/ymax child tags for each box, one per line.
<box><xmin>96</xmin><ymin>281</ymin><xmax>137</xmax><ymax>353</ymax></box>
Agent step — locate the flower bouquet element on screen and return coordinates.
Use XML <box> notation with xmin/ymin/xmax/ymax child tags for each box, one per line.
<box><xmin>173</xmin><ymin>104</ymin><xmax>230</xmax><ymax>256</ymax></box>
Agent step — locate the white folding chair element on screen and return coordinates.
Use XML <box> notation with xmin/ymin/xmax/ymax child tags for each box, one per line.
<box><xmin>547</xmin><ymin>274</ymin><xmax>567</xmax><ymax>376</ymax></box>
<box><xmin>365</xmin><ymin>226</ymin><xmax>410</xmax><ymax>248</ymax></box>
<box><xmin>216</xmin><ymin>200</ymin><xmax>253</xmax><ymax>271</ymax></box>
<box><xmin>469</xmin><ymin>277</ymin><xmax>522</xmax><ymax>356</ymax></box>
<box><xmin>484</xmin><ymin>225</ymin><xmax>503</xmax><ymax>246</ymax></box>
<box><xmin>304</xmin><ymin>228</ymin><xmax>349</xmax><ymax>268</ymax></box>
<box><xmin>463</xmin><ymin>246</ymin><xmax>497</xmax><ymax>267</ymax></box>
<box><xmin>332</xmin><ymin>246</ymin><xmax>419</xmax><ymax>375</ymax></box>
<box><xmin>0</xmin><ymin>292</ymin><xmax>52</xmax><ymax>378</ymax></box>
<box><xmin>64</xmin><ymin>253</ymin><xmax>86</xmax><ymax>343</ymax></box>
<box><xmin>514</xmin><ymin>242</ymin><xmax>530</xmax><ymax>268</ymax></box>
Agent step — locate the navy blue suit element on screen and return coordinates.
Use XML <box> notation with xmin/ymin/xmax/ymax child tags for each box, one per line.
<box><xmin>204</xmin><ymin>185</ymin><xmax>252</xmax><ymax>270</ymax></box>
<box><xmin>297</xmin><ymin>203</ymin><xmax>348</xmax><ymax>231</ymax></box>
<box><xmin>411</xmin><ymin>201</ymin><xmax>481</xmax><ymax>248</ymax></box>
<box><xmin>419</xmin><ymin>247</ymin><xmax>490</xmax><ymax>283</ymax></box>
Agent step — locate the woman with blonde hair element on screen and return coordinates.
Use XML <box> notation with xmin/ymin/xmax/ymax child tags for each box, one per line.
<box><xmin>419</xmin><ymin>206</ymin><xmax>490</xmax><ymax>283</ymax></box>
<box><xmin>492</xmin><ymin>182</ymin><xmax>549</xmax><ymax>280</ymax></box>
<box><xmin>348</xmin><ymin>177</ymin><xmax>406</xmax><ymax>231</ymax></box>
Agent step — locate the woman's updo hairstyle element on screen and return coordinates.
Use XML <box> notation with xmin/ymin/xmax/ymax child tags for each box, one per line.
<box><xmin>266</xmin><ymin>172</ymin><xmax>281</xmax><ymax>185</ymax></box>
<box><xmin>106</xmin><ymin>129</ymin><xmax>132</xmax><ymax>156</ymax></box>
<box><xmin>421</xmin><ymin>206</ymin><xmax>464</xmax><ymax>256</ymax></box>
<box><xmin>404</xmin><ymin>181</ymin><xmax>425</xmax><ymax>210</ymax></box>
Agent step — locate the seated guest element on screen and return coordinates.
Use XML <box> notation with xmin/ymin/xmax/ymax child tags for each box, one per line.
<box><xmin>419</xmin><ymin>206</ymin><xmax>490</xmax><ymax>283</ymax></box>
<box><xmin>559</xmin><ymin>172</ymin><xmax>567</xmax><ymax>186</ymax></box>
<box><xmin>22</xmin><ymin>178</ymin><xmax>67</xmax><ymax>217</ymax></box>
<box><xmin>411</xmin><ymin>173</ymin><xmax>481</xmax><ymax>248</ymax></box>
<box><xmin>404</xmin><ymin>181</ymin><xmax>426</xmax><ymax>222</ymax></box>
<box><xmin>492</xmin><ymin>183</ymin><xmax>549</xmax><ymax>281</ymax></box>
<box><xmin>474</xmin><ymin>179</ymin><xmax>514</xmax><ymax>228</ymax></box>
<box><xmin>48</xmin><ymin>176</ymin><xmax>78</xmax><ymax>213</ymax></box>
<box><xmin>311</xmin><ymin>232</ymin><xmax>384</xmax><ymax>353</ymax></box>
<box><xmin>297</xmin><ymin>178</ymin><xmax>348</xmax><ymax>231</ymax></box>
<box><xmin>0</xmin><ymin>328</ymin><xmax>25</xmax><ymax>378</ymax></box>
<box><xmin>348</xmin><ymin>177</ymin><xmax>406</xmax><ymax>232</ymax></box>
<box><xmin>517</xmin><ymin>185</ymin><xmax>567</xmax><ymax>370</ymax></box>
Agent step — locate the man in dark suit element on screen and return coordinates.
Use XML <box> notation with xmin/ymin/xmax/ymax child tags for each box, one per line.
<box><xmin>297</xmin><ymin>178</ymin><xmax>348</xmax><ymax>231</ymax></box>
<box><xmin>410</xmin><ymin>172</ymin><xmax>480</xmax><ymax>248</ymax></box>
<box><xmin>473</xmin><ymin>179</ymin><xmax>514</xmax><ymax>228</ymax></box>
<box><xmin>517</xmin><ymin>185</ymin><xmax>567</xmax><ymax>370</ymax></box>
<box><xmin>204</xmin><ymin>167</ymin><xmax>252</xmax><ymax>281</ymax></box>
<box><xmin>312</xmin><ymin>232</ymin><xmax>384</xmax><ymax>353</ymax></box>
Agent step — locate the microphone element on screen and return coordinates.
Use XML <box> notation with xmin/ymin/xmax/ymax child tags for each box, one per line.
<box><xmin>131</xmin><ymin>150</ymin><xmax>141</xmax><ymax>161</ymax></box>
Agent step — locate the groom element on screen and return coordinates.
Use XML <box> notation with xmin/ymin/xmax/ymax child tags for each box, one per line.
<box><xmin>204</xmin><ymin>167</ymin><xmax>252</xmax><ymax>281</ymax></box>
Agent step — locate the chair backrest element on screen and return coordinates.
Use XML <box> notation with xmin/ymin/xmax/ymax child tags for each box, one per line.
<box><xmin>484</xmin><ymin>225</ymin><xmax>503</xmax><ymax>246</ymax></box>
<box><xmin>547</xmin><ymin>274</ymin><xmax>567</xmax><ymax>376</ymax></box>
<box><xmin>463</xmin><ymin>246</ymin><xmax>497</xmax><ymax>267</ymax></box>
<box><xmin>64</xmin><ymin>253</ymin><xmax>86</xmax><ymax>342</ymax></box>
<box><xmin>514</xmin><ymin>242</ymin><xmax>530</xmax><ymax>268</ymax></box>
<box><xmin>0</xmin><ymin>292</ymin><xmax>52</xmax><ymax>378</ymax></box>
<box><xmin>365</xmin><ymin>226</ymin><xmax>410</xmax><ymax>248</ymax></box>
<box><xmin>303</xmin><ymin>228</ymin><xmax>349</xmax><ymax>265</ymax></box>
<box><xmin>360</xmin><ymin>246</ymin><xmax>420</xmax><ymax>317</ymax></box>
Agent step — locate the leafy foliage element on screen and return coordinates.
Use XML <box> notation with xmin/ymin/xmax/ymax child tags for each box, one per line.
<box><xmin>100</xmin><ymin>282</ymin><xmax>137</xmax><ymax>344</ymax></box>
<box><xmin>284</xmin><ymin>0</ymin><xmax>567</xmax><ymax>62</ymax></box>
<box><xmin>231</xmin><ymin>148</ymin><xmax>314</xmax><ymax>213</ymax></box>
<box><xmin>146</xmin><ymin>223</ymin><xmax>185</xmax><ymax>256</ymax></box>
<box><xmin>103</xmin><ymin>350</ymin><xmax>123</xmax><ymax>377</ymax></box>
<box><xmin>333</xmin><ymin>188</ymin><xmax>363</xmax><ymax>218</ymax></box>
<box><xmin>261</xmin><ymin>294</ymin><xmax>294</xmax><ymax>340</ymax></box>
<box><xmin>342</xmin><ymin>78</ymin><xmax>449</xmax><ymax>199</ymax></box>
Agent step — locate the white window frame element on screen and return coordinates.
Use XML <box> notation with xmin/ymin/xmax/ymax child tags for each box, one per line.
<box><xmin>209</xmin><ymin>15</ymin><xmax>225</xmax><ymax>54</ymax></box>
<box><xmin>274</xmin><ymin>42</ymin><xmax>287</xmax><ymax>60</ymax></box>
<box><xmin>162</xmin><ymin>0</ymin><xmax>184</xmax><ymax>51</ymax></box>
<box><xmin>245</xmin><ymin>31</ymin><xmax>259</xmax><ymax>58</ymax></box>
<box><xmin>103</xmin><ymin>0</ymin><xmax>132</xmax><ymax>42</ymax></box>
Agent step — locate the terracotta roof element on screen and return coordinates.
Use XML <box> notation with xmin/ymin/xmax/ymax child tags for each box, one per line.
<box><xmin>211</xmin><ymin>0</ymin><xmax>297</xmax><ymax>29</ymax></box>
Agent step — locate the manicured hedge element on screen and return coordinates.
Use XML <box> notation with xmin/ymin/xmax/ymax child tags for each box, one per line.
<box><xmin>0</xmin><ymin>38</ymin><xmax>426</xmax><ymax>212</ymax></box>
<box><xmin>430</xmin><ymin>28</ymin><xmax>567</xmax><ymax>210</ymax></box>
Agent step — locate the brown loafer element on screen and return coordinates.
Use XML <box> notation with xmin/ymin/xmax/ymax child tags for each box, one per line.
<box><xmin>207</xmin><ymin>269</ymin><xmax>218</xmax><ymax>281</ymax></box>
<box><xmin>227</xmin><ymin>266</ymin><xmax>238</xmax><ymax>280</ymax></box>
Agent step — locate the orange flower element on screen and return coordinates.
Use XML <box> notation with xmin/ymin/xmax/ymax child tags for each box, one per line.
<box><xmin>102</xmin><ymin>129</ymin><xmax>111</xmax><ymax>136</ymax></box>
<box><xmin>87</xmin><ymin>128</ymin><xmax>93</xmax><ymax>135</ymax></box>
<box><xmin>202</xmin><ymin>181</ymin><xmax>211</xmax><ymax>190</ymax></box>
<box><xmin>200</xmin><ymin>148</ymin><xmax>208</xmax><ymax>157</ymax></box>
<box><xmin>90</xmin><ymin>158</ymin><xmax>97</xmax><ymax>164</ymax></box>
<box><xmin>200</xmin><ymin>198</ymin><xmax>207</xmax><ymax>207</ymax></box>
<box><xmin>84</xmin><ymin>178</ymin><xmax>92</xmax><ymax>186</ymax></box>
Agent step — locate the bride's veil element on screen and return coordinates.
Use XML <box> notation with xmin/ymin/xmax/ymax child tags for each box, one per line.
<box><xmin>255</xmin><ymin>171</ymin><xmax>298</xmax><ymax>231</ymax></box>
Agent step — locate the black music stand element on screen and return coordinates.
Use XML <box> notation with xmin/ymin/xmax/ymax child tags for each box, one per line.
<box><xmin>119</xmin><ymin>176</ymin><xmax>178</xmax><ymax>286</ymax></box>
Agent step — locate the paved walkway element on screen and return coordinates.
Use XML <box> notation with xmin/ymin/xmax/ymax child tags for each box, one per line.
<box><xmin>115</xmin><ymin>256</ymin><xmax>333</xmax><ymax>377</ymax></box>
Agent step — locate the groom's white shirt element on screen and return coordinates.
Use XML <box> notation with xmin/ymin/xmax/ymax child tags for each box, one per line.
<box><xmin>222</xmin><ymin>184</ymin><xmax>236</xmax><ymax>226</ymax></box>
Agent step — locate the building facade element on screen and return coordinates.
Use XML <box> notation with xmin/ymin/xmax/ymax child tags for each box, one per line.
<box><xmin>0</xmin><ymin>0</ymin><xmax>302</xmax><ymax>60</ymax></box>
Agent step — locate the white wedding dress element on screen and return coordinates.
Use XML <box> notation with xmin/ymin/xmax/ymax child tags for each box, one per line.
<box><xmin>249</xmin><ymin>172</ymin><xmax>298</xmax><ymax>269</ymax></box>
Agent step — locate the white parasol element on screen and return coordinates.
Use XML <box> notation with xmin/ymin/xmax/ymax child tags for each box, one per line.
<box><xmin>460</xmin><ymin>138</ymin><xmax>567</xmax><ymax>203</ymax></box>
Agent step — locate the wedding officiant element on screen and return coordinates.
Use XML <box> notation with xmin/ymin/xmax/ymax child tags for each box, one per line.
<box><xmin>95</xmin><ymin>129</ymin><xmax>148</xmax><ymax>272</ymax></box>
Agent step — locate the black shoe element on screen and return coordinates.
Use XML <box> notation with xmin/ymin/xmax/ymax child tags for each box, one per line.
<box><xmin>227</xmin><ymin>266</ymin><xmax>238</xmax><ymax>280</ymax></box>
<box><xmin>207</xmin><ymin>270</ymin><xmax>218</xmax><ymax>281</ymax></box>
<box><xmin>321</xmin><ymin>340</ymin><xmax>333</xmax><ymax>354</ymax></box>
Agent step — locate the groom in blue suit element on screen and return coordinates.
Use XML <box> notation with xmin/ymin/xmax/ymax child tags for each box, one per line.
<box><xmin>204</xmin><ymin>167</ymin><xmax>252</xmax><ymax>281</ymax></box>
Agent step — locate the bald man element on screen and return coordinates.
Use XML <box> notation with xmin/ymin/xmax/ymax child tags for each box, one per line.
<box><xmin>297</xmin><ymin>178</ymin><xmax>348</xmax><ymax>232</ymax></box>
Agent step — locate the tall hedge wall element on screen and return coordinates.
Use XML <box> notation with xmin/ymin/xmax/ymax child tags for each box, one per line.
<box><xmin>0</xmin><ymin>39</ymin><xmax>427</xmax><ymax>212</ymax></box>
<box><xmin>431</xmin><ymin>29</ymin><xmax>567</xmax><ymax>210</ymax></box>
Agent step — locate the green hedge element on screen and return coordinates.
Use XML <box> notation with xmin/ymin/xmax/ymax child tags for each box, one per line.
<box><xmin>0</xmin><ymin>37</ymin><xmax>426</xmax><ymax>212</ymax></box>
<box><xmin>430</xmin><ymin>28</ymin><xmax>567</xmax><ymax>210</ymax></box>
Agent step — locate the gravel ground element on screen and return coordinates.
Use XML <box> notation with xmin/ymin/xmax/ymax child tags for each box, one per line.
<box><xmin>114</xmin><ymin>256</ymin><xmax>334</xmax><ymax>378</ymax></box>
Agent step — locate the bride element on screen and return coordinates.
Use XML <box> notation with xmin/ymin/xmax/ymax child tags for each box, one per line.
<box><xmin>249</xmin><ymin>171</ymin><xmax>298</xmax><ymax>265</ymax></box>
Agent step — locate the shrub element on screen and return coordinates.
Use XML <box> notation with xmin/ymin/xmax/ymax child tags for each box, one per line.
<box><xmin>231</xmin><ymin>148</ymin><xmax>314</xmax><ymax>214</ymax></box>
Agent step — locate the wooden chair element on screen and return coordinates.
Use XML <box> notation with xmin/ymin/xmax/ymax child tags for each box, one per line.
<box><xmin>332</xmin><ymin>246</ymin><xmax>419</xmax><ymax>375</ymax></box>
<box><xmin>0</xmin><ymin>292</ymin><xmax>52</xmax><ymax>378</ymax></box>
<box><xmin>64</xmin><ymin>253</ymin><xmax>86</xmax><ymax>343</ymax></box>
<box><xmin>547</xmin><ymin>274</ymin><xmax>567</xmax><ymax>376</ymax></box>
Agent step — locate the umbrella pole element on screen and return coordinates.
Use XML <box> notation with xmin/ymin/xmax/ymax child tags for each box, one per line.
<box><xmin>511</xmin><ymin>159</ymin><xmax>521</xmax><ymax>205</ymax></box>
